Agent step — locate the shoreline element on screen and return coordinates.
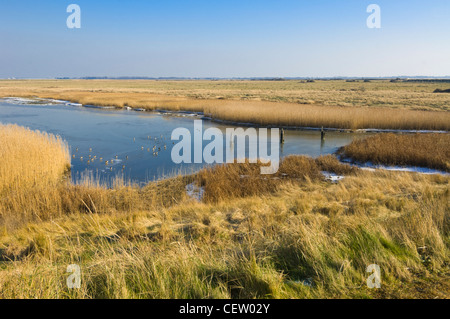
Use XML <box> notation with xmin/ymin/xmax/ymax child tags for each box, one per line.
<box><xmin>2</xmin><ymin>96</ymin><xmax>449</xmax><ymax>134</ymax></box>
<box><xmin>2</xmin><ymin>97</ymin><xmax>449</xmax><ymax>178</ymax></box>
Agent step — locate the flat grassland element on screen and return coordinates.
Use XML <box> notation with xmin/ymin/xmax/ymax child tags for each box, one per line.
<box><xmin>0</xmin><ymin>124</ymin><xmax>449</xmax><ymax>299</ymax></box>
<box><xmin>1</xmin><ymin>79</ymin><xmax>450</xmax><ymax>130</ymax></box>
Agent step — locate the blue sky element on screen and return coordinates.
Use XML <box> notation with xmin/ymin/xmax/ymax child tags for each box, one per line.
<box><xmin>1</xmin><ymin>0</ymin><xmax>450</xmax><ymax>78</ymax></box>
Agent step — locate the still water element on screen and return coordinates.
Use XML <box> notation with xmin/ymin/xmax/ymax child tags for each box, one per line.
<box><xmin>0</xmin><ymin>98</ymin><xmax>366</xmax><ymax>185</ymax></box>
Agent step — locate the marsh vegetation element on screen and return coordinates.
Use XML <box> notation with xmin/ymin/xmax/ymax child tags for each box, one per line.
<box><xmin>340</xmin><ymin>133</ymin><xmax>450</xmax><ymax>172</ymax></box>
<box><xmin>1</xmin><ymin>79</ymin><xmax>449</xmax><ymax>130</ymax></box>
<box><xmin>0</xmin><ymin>124</ymin><xmax>448</xmax><ymax>299</ymax></box>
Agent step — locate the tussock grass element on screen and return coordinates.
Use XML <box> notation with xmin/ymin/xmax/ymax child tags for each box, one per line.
<box><xmin>340</xmin><ymin>133</ymin><xmax>450</xmax><ymax>172</ymax></box>
<box><xmin>196</xmin><ymin>155</ymin><xmax>356</xmax><ymax>203</ymax></box>
<box><xmin>1</xmin><ymin>80</ymin><xmax>449</xmax><ymax>130</ymax></box>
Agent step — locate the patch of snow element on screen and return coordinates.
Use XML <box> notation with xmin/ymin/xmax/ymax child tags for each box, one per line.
<box><xmin>2</xmin><ymin>97</ymin><xmax>81</xmax><ymax>107</ymax></box>
<box><xmin>321</xmin><ymin>171</ymin><xmax>345</xmax><ymax>183</ymax></box>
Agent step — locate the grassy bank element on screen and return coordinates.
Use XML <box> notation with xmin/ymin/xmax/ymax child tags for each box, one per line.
<box><xmin>1</xmin><ymin>79</ymin><xmax>450</xmax><ymax>130</ymax></box>
<box><xmin>0</xmin><ymin>125</ymin><xmax>449</xmax><ymax>298</ymax></box>
<box><xmin>339</xmin><ymin>133</ymin><xmax>450</xmax><ymax>172</ymax></box>
<box><xmin>0</xmin><ymin>170</ymin><xmax>448</xmax><ymax>298</ymax></box>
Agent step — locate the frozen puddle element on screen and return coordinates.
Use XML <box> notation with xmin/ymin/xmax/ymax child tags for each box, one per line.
<box><xmin>321</xmin><ymin>171</ymin><xmax>345</xmax><ymax>183</ymax></box>
<box><xmin>339</xmin><ymin>157</ymin><xmax>449</xmax><ymax>176</ymax></box>
<box><xmin>4</xmin><ymin>97</ymin><xmax>82</xmax><ymax>107</ymax></box>
<box><xmin>358</xmin><ymin>163</ymin><xmax>449</xmax><ymax>176</ymax></box>
<box><xmin>185</xmin><ymin>183</ymin><xmax>204</xmax><ymax>201</ymax></box>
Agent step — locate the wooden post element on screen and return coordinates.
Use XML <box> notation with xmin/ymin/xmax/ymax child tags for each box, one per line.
<box><xmin>280</xmin><ymin>128</ymin><xmax>285</xmax><ymax>144</ymax></box>
<box><xmin>321</xmin><ymin>127</ymin><xmax>325</xmax><ymax>141</ymax></box>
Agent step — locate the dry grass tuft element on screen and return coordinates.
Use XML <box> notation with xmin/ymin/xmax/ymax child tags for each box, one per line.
<box><xmin>196</xmin><ymin>155</ymin><xmax>357</xmax><ymax>203</ymax></box>
<box><xmin>315</xmin><ymin>154</ymin><xmax>359</xmax><ymax>175</ymax></box>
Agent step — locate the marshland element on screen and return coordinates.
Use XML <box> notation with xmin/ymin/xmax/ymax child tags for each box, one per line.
<box><xmin>1</xmin><ymin>79</ymin><xmax>449</xmax><ymax>130</ymax></box>
<box><xmin>0</xmin><ymin>79</ymin><xmax>449</xmax><ymax>299</ymax></box>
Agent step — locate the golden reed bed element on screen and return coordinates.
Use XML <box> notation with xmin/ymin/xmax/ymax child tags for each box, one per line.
<box><xmin>340</xmin><ymin>133</ymin><xmax>450</xmax><ymax>171</ymax></box>
<box><xmin>1</xmin><ymin>79</ymin><xmax>449</xmax><ymax>131</ymax></box>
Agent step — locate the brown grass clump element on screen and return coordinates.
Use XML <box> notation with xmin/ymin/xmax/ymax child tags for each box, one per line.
<box><xmin>315</xmin><ymin>155</ymin><xmax>359</xmax><ymax>175</ymax></box>
<box><xmin>340</xmin><ymin>133</ymin><xmax>450</xmax><ymax>172</ymax></box>
<box><xmin>196</xmin><ymin>155</ymin><xmax>356</xmax><ymax>203</ymax></box>
<box><xmin>197</xmin><ymin>161</ymin><xmax>280</xmax><ymax>203</ymax></box>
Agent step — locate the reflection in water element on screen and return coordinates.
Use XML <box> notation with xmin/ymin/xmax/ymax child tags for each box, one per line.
<box><xmin>0</xmin><ymin>99</ymin><xmax>368</xmax><ymax>185</ymax></box>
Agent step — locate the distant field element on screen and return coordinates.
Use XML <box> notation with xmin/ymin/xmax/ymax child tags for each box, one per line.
<box><xmin>1</xmin><ymin>79</ymin><xmax>449</xmax><ymax>130</ymax></box>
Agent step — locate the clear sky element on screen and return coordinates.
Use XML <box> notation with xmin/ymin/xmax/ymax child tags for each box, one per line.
<box><xmin>1</xmin><ymin>0</ymin><xmax>450</xmax><ymax>78</ymax></box>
